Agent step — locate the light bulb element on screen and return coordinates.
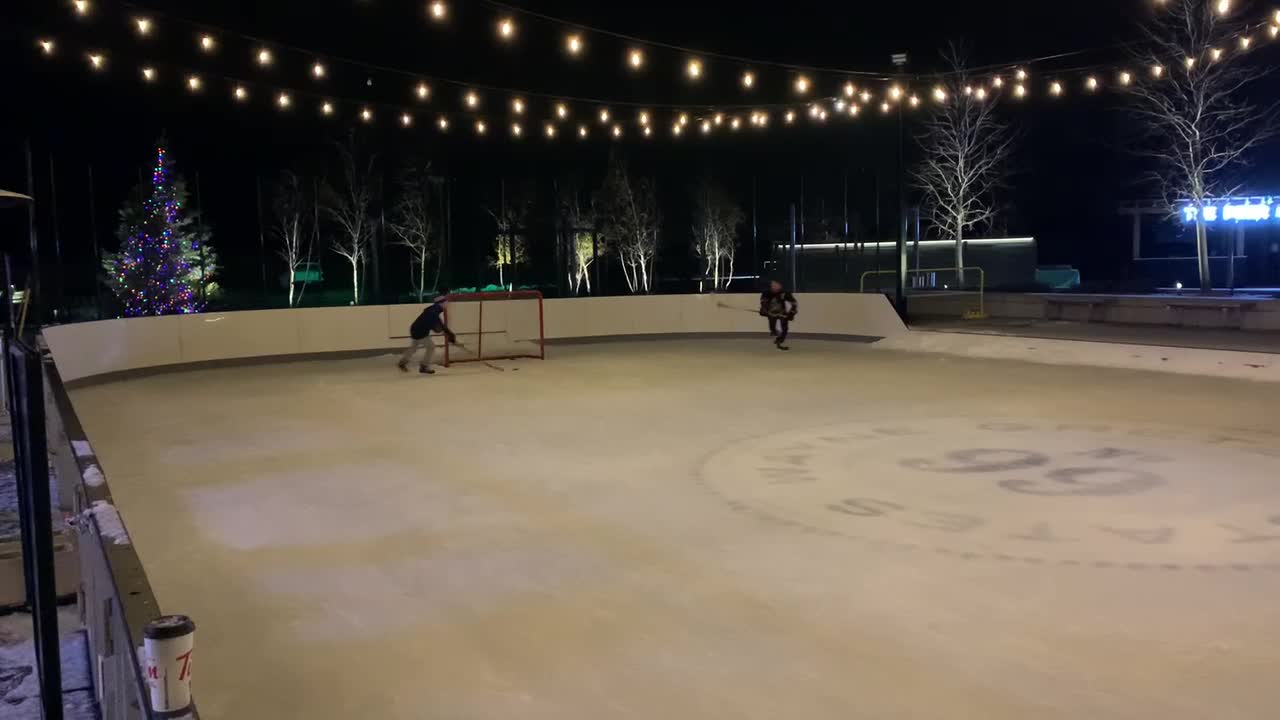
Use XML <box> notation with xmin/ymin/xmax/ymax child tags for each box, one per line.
<box><xmin>1210</xmin><ymin>47</ymin><xmax>1223</xmax><ymax>61</ymax></box>
<box><xmin>860</xmin><ymin>90</ymin><xmax>872</xmax><ymax>103</ymax></box>
<box><xmin>1086</xmin><ymin>76</ymin><xmax>1099</xmax><ymax>91</ymax></box>
<box><xmin>730</xmin><ymin>117</ymin><xmax>741</xmax><ymax>130</ymax></box>
<box><xmin>628</xmin><ymin>48</ymin><xmax>644</xmax><ymax>70</ymax></box>
<box><xmin>714</xmin><ymin>112</ymin><xmax>724</xmax><ymax>125</ymax></box>
<box><xmin>141</xmin><ymin>66</ymin><xmax>155</xmax><ymax>82</ymax></box>
<box><xmin>701</xmin><ymin>120</ymin><xmax>712</xmax><ymax>134</ymax></box>
<box><xmin>438</xmin><ymin>116</ymin><xmax>449</xmax><ymax>130</ymax></box>
<box><xmin>880</xmin><ymin>102</ymin><xmax>891</xmax><ymax>113</ymax></box>
<box><xmin>429</xmin><ymin>1</ymin><xmax>447</xmax><ymax>20</ymax></box>
<box><xmin>39</xmin><ymin>39</ymin><xmax>55</xmax><ymax>55</ymax></box>
<box><xmin>992</xmin><ymin>75</ymin><xmax>1005</xmax><ymax>88</ymax></box>
<box><xmin>416</xmin><ymin>83</ymin><xmax>430</xmax><ymax>100</ymax></box>
<box><xmin>73</xmin><ymin>0</ymin><xmax>90</xmax><ymax>16</ymax></box>
<box><xmin>1015</xmin><ymin>69</ymin><xmax>1028</xmax><ymax>81</ymax></box>
<box><xmin>87</xmin><ymin>53</ymin><xmax>104</xmax><ymax>70</ymax></box>
<box><xmin>1050</xmin><ymin>81</ymin><xmax>1063</xmax><ymax>96</ymax></box>
<box><xmin>1119</xmin><ymin>71</ymin><xmax>1133</xmax><ymax>86</ymax></box>
<box><xmin>276</xmin><ymin>92</ymin><xmax>291</xmax><ymax>108</ymax></box>
<box><xmin>933</xmin><ymin>86</ymin><xmax>947</xmax><ymax>102</ymax></box>
<box><xmin>1185</xmin><ymin>57</ymin><xmax>1196</xmax><ymax>69</ymax></box>
<box><xmin>974</xmin><ymin>87</ymin><xmax>988</xmax><ymax>101</ymax></box>
<box><xmin>134</xmin><ymin>17</ymin><xmax>152</xmax><ymax>36</ymax></box>
<box><xmin>476</xmin><ymin>120</ymin><xmax>487</xmax><ymax>135</ymax></box>
<box><xmin>794</xmin><ymin>75</ymin><xmax>810</xmax><ymax>94</ymax></box>
<box><xmin>843</xmin><ymin>82</ymin><xmax>856</xmax><ymax>97</ymax></box>
<box><xmin>1216</xmin><ymin>0</ymin><xmax>1230</xmax><ymax>15</ymax></box>
<box><xmin>1014</xmin><ymin>84</ymin><xmax>1027</xmax><ymax>98</ymax></box>
<box><xmin>401</xmin><ymin>113</ymin><xmax>413</xmax><ymax>127</ymax></box>
<box><xmin>672</xmin><ymin>123</ymin><xmax>683</xmax><ymax>136</ymax></box>
<box><xmin>361</xmin><ymin>108</ymin><xmax>373</xmax><ymax>122</ymax></box>
<box><xmin>312</xmin><ymin>62</ymin><xmax>326</xmax><ymax>79</ymax></box>
<box><xmin>848</xmin><ymin>104</ymin><xmax>859</xmax><ymax>117</ymax></box>
<box><xmin>599</xmin><ymin>108</ymin><xmax>610</xmax><ymax>123</ymax></box>
<box><xmin>578</xmin><ymin>125</ymin><xmax>588</xmax><ymax>138</ymax></box>
<box><xmin>322</xmin><ymin>101</ymin><xmax>334</xmax><ymax>116</ymax></box>
<box><xmin>566</xmin><ymin>34</ymin><xmax>583</xmax><ymax>56</ymax></box>
<box><xmin>784</xmin><ymin>110</ymin><xmax>796</xmax><ymax>124</ymax></box>
<box><xmin>808</xmin><ymin>104</ymin><xmax>820</xmax><ymax>118</ymax></box>
<box><xmin>498</xmin><ymin>18</ymin><xmax>515</xmax><ymax>40</ymax></box>
<box><xmin>1271</xmin><ymin>25</ymin><xmax>1279</xmax><ymax>38</ymax></box>
<box><xmin>465</xmin><ymin>91</ymin><xmax>479</xmax><ymax>109</ymax></box>
<box><xmin>638</xmin><ymin>111</ymin><xmax>650</xmax><ymax>125</ymax></box>
<box><xmin>199</xmin><ymin>35</ymin><xmax>216</xmax><ymax>52</ymax></box>
<box><xmin>612</xmin><ymin>125</ymin><xmax>622</xmax><ymax>138</ymax></box>
<box><xmin>512</xmin><ymin>123</ymin><xmax>523</xmax><ymax>137</ymax></box>
<box><xmin>908</xmin><ymin>95</ymin><xmax>920</xmax><ymax>107</ymax></box>
<box><xmin>1152</xmin><ymin>64</ymin><xmax>1165</xmax><ymax>78</ymax></box>
<box><xmin>678</xmin><ymin>113</ymin><xmax>689</xmax><ymax>126</ymax></box>
<box><xmin>556</xmin><ymin>103</ymin><xmax>568</xmax><ymax>119</ymax></box>
<box><xmin>187</xmin><ymin>75</ymin><xmax>203</xmax><ymax>91</ymax></box>
<box><xmin>687</xmin><ymin>58</ymin><xmax>702</xmax><ymax>79</ymax></box>
<box><xmin>742</xmin><ymin>71</ymin><xmax>755</xmax><ymax>89</ymax></box>
<box><xmin>234</xmin><ymin>86</ymin><xmax>249</xmax><ymax>101</ymax></box>
<box><xmin>1239</xmin><ymin>35</ymin><xmax>1252</xmax><ymax>50</ymax></box>
<box><xmin>257</xmin><ymin>48</ymin><xmax>273</xmax><ymax>66</ymax></box>
<box><xmin>545</xmin><ymin>123</ymin><xmax>556</xmax><ymax>138</ymax></box>
<box><xmin>643</xmin><ymin>126</ymin><xmax>652</xmax><ymax>137</ymax></box>
<box><xmin>889</xmin><ymin>85</ymin><xmax>903</xmax><ymax>100</ymax></box>
<box><xmin>835</xmin><ymin>99</ymin><xmax>846</xmax><ymax>111</ymax></box>
<box><xmin>512</xmin><ymin>98</ymin><xmax>525</xmax><ymax>114</ymax></box>
<box><xmin>818</xmin><ymin>110</ymin><xmax>828</xmax><ymax>121</ymax></box>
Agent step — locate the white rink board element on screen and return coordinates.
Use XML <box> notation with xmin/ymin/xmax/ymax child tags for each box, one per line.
<box><xmin>44</xmin><ymin>293</ymin><xmax>904</xmax><ymax>382</ymax></box>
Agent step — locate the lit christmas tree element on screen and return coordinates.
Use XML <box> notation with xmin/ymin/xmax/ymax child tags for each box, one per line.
<box><xmin>103</xmin><ymin>143</ymin><xmax>217</xmax><ymax>316</ymax></box>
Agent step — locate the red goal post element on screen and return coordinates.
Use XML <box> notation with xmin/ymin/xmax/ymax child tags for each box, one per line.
<box><xmin>441</xmin><ymin>290</ymin><xmax>546</xmax><ymax>366</ymax></box>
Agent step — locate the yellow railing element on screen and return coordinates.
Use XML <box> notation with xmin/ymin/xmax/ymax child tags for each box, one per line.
<box><xmin>859</xmin><ymin>266</ymin><xmax>987</xmax><ymax>319</ymax></box>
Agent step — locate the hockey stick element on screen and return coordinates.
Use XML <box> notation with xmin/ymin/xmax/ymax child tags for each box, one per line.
<box><xmin>450</xmin><ymin>342</ymin><xmax>507</xmax><ymax>372</ymax></box>
<box><xmin>715</xmin><ymin>301</ymin><xmax>759</xmax><ymax>315</ymax></box>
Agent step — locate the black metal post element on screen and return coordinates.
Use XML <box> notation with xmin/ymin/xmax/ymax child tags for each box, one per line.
<box><xmin>7</xmin><ymin>342</ymin><xmax>63</xmax><ymax>720</ymax></box>
<box><xmin>24</xmin><ymin>142</ymin><xmax>41</xmax><ymax>328</ymax></box>
<box><xmin>48</xmin><ymin>156</ymin><xmax>64</xmax><ymax>320</ymax></box>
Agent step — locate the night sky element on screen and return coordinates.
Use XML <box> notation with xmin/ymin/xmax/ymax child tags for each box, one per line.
<box><xmin>2</xmin><ymin>0</ymin><xmax>1278</xmax><ymax>308</ymax></box>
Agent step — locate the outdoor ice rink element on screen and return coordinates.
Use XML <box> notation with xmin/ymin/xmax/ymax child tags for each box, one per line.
<box><xmin>69</xmin><ymin>339</ymin><xmax>1280</xmax><ymax>719</ymax></box>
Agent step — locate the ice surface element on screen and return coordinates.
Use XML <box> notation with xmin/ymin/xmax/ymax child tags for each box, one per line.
<box><xmin>67</xmin><ymin>340</ymin><xmax>1280</xmax><ymax>719</ymax></box>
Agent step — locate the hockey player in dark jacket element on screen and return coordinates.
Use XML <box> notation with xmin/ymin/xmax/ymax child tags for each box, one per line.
<box><xmin>398</xmin><ymin>290</ymin><xmax>458</xmax><ymax>374</ymax></box>
<box><xmin>759</xmin><ymin>280</ymin><xmax>799</xmax><ymax>351</ymax></box>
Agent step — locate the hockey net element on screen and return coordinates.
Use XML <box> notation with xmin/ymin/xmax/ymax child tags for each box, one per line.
<box><xmin>442</xmin><ymin>291</ymin><xmax>546</xmax><ymax>366</ymax></box>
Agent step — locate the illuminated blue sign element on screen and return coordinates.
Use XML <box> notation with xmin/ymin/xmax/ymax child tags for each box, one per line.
<box><xmin>1181</xmin><ymin>197</ymin><xmax>1279</xmax><ymax>224</ymax></box>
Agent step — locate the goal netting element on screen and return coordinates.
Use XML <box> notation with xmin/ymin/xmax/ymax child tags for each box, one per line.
<box><xmin>442</xmin><ymin>291</ymin><xmax>546</xmax><ymax>366</ymax></box>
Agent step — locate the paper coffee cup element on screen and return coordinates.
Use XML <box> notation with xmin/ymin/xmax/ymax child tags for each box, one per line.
<box><xmin>143</xmin><ymin>615</ymin><xmax>196</xmax><ymax>713</ymax></box>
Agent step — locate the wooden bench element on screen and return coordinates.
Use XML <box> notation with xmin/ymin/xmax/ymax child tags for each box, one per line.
<box><xmin>1164</xmin><ymin>300</ymin><xmax>1257</xmax><ymax>329</ymax></box>
<box><xmin>1043</xmin><ymin>296</ymin><xmax>1115</xmax><ymax>323</ymax></box>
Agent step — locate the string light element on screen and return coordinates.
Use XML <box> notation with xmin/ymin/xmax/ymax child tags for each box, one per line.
<box><xmin>835</xmin><ymin>99</ymin><xmax>846</xmax><ymax>112</ymax></box>
<box><xmin>964</xmin><ymin>85</ymin><xmax>974</xmax><ymax>96</ymax></box>
<box><xmin>794</xmin><ymin>75</ymin><xmax>810</xmax><ymax>94</ymax></box>
<box><xmin>312</xmin><ymin>62</ymin><xmax>326</xmax><ymax>79</ymax></box>
<box><xmin>141</xmin><ymin>66</ymin><xmax>155</xmax><ymax>82</ymax></box>
<box><xmin>1210</xmin><ymin>47</ymin><xmax>1224</xmax><ymax>61</ymax></box>
<box><xmin>360</xmin><ymin>107</ymin><xmax>373</xmax><ymax>123</ymax></box>
<box><xmin>843</xmin><ymin>82</ymin><xmax>856</xmax><ymax>98</ymax></box>
<box><xmin>199</xmin><ymin>34</ymin><xmax>216</xmax><ymax>52</ymax></box>
<box><xmin>1151</xmin><ymin>63</ymin><xmax>1165</xmax><ymax>78</ymax></box>
<box><xmin>73</xmin><ymin>1</ymin><xmax>90</xmax><ymax>16</ymax></box>
<box><xmin>808</xmin><ymin>104</ymin><xmax>820</xmax><ymax>118</ymax></box>
<box><xmin>276</xmin><ymin>92</ymin><xmax>291</xmax><ymax>108</ymax></box>
<box><xmin>1014</xmin><ymin>84</ymin><xmax>1027</xmax><ymax>98</ymax></box>
<box><xmin>714</xmin><ymin>112</ymin><xmax>724</xmax><ymax>125</ymax></box>
<box><xmin>880</xmin><ymin>101</ymin><xmax>891</xmax><ymax>114</ymax></box>
<box><xmin>186</xmin><ymin>74</ymin><xmax>202</xmax><ymax>91</ymax></box>
<box><xmin>628</xmin><ymin>48</ymin><xmax>644</xmax><ymax>70</ymax></box>
<box><xmin>87</xmin><ymin>53</ymin><xmax>105</xmax><ymax>70</ymax></box>
<box><xmin>256</xmin><ymin>48</ymin><xmax>273</xmax><ymax>66</ymax></box>
<box><xmin>1238</xmin><ymin>35</ymin><xmax>1252</xmax><ymax>49</ymax></box>
<box><xmin>599</xmin><ymin>108</ymin><xmax>610</xmax><ymax>123</ymax></box>
<box><xmin>818</xmin><ymin>109</ymin><xmax>828</xmax><ymax>121</ymax></box>
<box><xmin>1216</xmin><ymin>0</ymin><xmax>1231</xmax><ymax>15</ymax></box>
<box><xmin>401</xmin><ymin>113</ymin><xmax>413</xmax><ymax>127</ymax></box>
<box><xmin>1050</xmin><ymin>80</ymin><xmax>1063</xmax><ymax>96</ymax></box>
<box><xmin>1015</xmin><ymin>68</ymin><xmax>1028</xmax><ymax>81</ymax></box>
<box><xmin>933</xmin><ymin>86</ymin><xmax>947</xmax><ymax>102</ymax></box>
<box><xmin>465</xmin><ymin>91</ymin><xmax>479</xmax><ymax>109</ymax></box>
<box><xmin>1086</xmin><ymin>76</ymin><xmax>1099</xmax><ymax>91</ymax></box>
<box><xmin>686</xmin><ymin>58</ymin><xmax>703</xmax><ymax>79</ymax></box>
<box><xmin>556</xmin><ymin>103</ymin><xmax>569</xmax><ymax>119</ymax></box>
<box><xmin>233</xmin><ymin>85</ymin><xmax>248</xmax><ymax>101</ymax></box>
<box><xmin>1271</xmin><ymin>25</ymin><xmax>1279</xmax><ymax>38</ymax></box>
<box><xmin>643</xmin><ymin>126</ymin><xmax>652</xmax><ymax>137</ymax></box>
<box><xmin>742</xmin><ymin>71</ymin><xmax>755</xmax><ymax>89</ymax></box>
<box><xmin>498</xmin><ymin>18</ymin><xmax>516</xmax><ymax>40</ymax></box>
<box><xmin>578</xmin><ymin>125</ymin><xmax>588</xmax><ymax>138</ymax></box>
<box><xmin>134</xmin><ymin>17</ymin><xmax>152</xmax><ymax>36</ymax></box>
<box><xmin>512</xmin><ymin>122</ymin><xmax>522</xmax><ymax>137</ymax></box>
<box><xmin>476</xmin><ymin>120</ymin><xmax>487</xmax><ymax>135</ymax></box>
<box><xmin>678</xmin><ymin>113</ymin><xmax>689</xmax><ymax>126</ymax></box>
<box><xmin>566</xmin><ymin>34</ymin><xmax>583</xmax><ymax>56</ymax></box>
<box><xmin>429</xmin><ymin>1</ymin><xmax>447</xmax><ymax>21</ymax></box>
<box><xmin>784</xmin><ymin>110</ymin><xmax>796</xmax><ymax>124</ymax></box>
<box><xmin>416</xmin><ymin>82</ymin><xmax>430</xmax><ymax>100</ymax></box>
<box><xmin>38</xmin><ymin>39</ymin><xmax>55</xmax><ymax>55</ymax></box>
<box><xmin>847</xmin><ymin>104</ymin><xmax>859</xmax><ymax>117</ymax></box>
<box><xmin>701</xmin><ymin>120</ymin><xmax>712</xmax><ymax>134</ymax></box>
<box><xmin>612</xmin><ymin>124</ymin><xmax>622</xmax><ymax>138</ymax></box>
<box><xmin>730</xmin><ymin>117</ymin><xmax>741</xmax><ymax>130</ymax></box>
<box><xmin>860</xmin><ymin>90</ymin><xmax>872</xmax><ymax>103</ymax></box>
<box><xmin>321</xmin><ymin>101</ymin><xmax>334</xmax><ymax>116</ymax></box>
<box><xmin>992</xmin><ymin>75</ymin><xmax>1005</xmax><ymax>88</ymax></box>
<box><xmin>438</xmin><ymin>116</ymin><xmax>449</xmax><ymax>131</ymax></box>
<box><xmin>672</xmin><ymin>123</ymin><xmax>683</xmax><ymax>136</ymax></box>
<box><xmin>1119</xmin><ymin>71</ymin><xmax>1133</xmax><ymax>86</ymax></box>
<box><xmin>908</xmin><ymin>95</ymin><xmax>920</xmax><ymax>107</ymax></box>
<box><xmin>974</xmin><ymin>87</ymin><xmax>988</xmax><ymax>101</ymax></box>
<box><xmin>889</xmin><ymin>85</ymin><xmax>903</xmax><ymax>101</ymax></box>
<box><xmin>512</xmin><ymin>97</ymin><xmax>525</xmax><ymax>114</ymax></box>
<box><xmin>545</xmin><ymin>123</ymin><xmax>556</xmax><ymax>138</ymax></box>
<box><xmin>1184</xmin><ymin>56</ymin><xmax>1196</xmax><ymax>69</ymax></box>
<box><xmin>638</xmin><ymin>110</ymin><xmax>650</xmax><ymax>125</ymax></box>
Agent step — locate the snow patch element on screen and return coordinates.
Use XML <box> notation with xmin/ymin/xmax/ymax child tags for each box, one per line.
<box><xmin>87</xmin><ymin>501</ymin><xmax>131</xmax><ymax>545</ymax></box>
<box><xmin>83</xmin><ymin>464</ymin><xmax>105</xmax><ymax>488</ymax></box>
<box><xmin>72</xmin><ymin>440</ymin><xmax>95</xmax><ymax>458</ymax></box>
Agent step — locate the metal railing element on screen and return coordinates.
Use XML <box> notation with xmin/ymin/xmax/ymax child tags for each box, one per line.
<box><xmin>859</xmin><ymin>266</ymin><xmax>988</xmax><ymax>319</ymax></box>
<box><xmin>40</xmin><ymin>346</ymin><xmax>200</xmax><ymax>719</ymax></box>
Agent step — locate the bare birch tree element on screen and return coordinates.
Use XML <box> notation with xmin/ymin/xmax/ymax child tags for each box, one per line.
<box><xmin>271</xmin><ymin>172</ymin><xmax>310</xmax><ymax>308</ymax></box>
<box><xmin>558</xmin><ymin>186</ymin><xmax>601</xmax><ymax>295</ymax></box>
<box><xmin>389</xmin><ymin>164</ymin><xmax>439</xmax><ymax>302</ymax></box>
<box><xmin>691</xmin><ymin>177</ymin><xmax>744</xmax><ymax>291</ymax></box>
<box><xmin>1129</xmin><ymin>0</ymin><xmax>1276</xmax><ymax>292</ymax></box>
<box><xmin>599</xmin><ymin>154</ymin><xmax>660</xmax><ymax>293</ymax></box>
<box><xmin>321</xmin><ymin>140</ymin><xmax>376</xmax><ymax>305</ymax></box>
<box><xmin>913</xmin><ymin>46</ymin><xmax>1014</xmax><ymax>285</ymax></box>
<box><xmin>486</xmin><ymin>205</ymin><xmax>528</xmax><ymax>289</ymax></box>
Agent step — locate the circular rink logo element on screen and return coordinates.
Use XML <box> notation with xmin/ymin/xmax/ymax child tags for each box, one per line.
<box><xmin>700</xmin><ymin>418</ymin><xmax>1280</xmax><ymax>570</ymax></box>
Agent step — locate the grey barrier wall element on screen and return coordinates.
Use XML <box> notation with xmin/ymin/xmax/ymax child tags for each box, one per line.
<box><xmin>43</xmin><ymin>356</ymin><xmax>198</xmax><ymax>720</ymax></box>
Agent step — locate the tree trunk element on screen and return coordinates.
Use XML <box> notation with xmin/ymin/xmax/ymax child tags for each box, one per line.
<box><xmin>955</xmin><ymin>226</ymin><xmax>965</xmax><ymax>287</ymax></box>
<box><xmin>498</xmin><ymin>264</ymin><xmax>505</xmax><ymax>288</ymax></box>
<box><xmin>1195</xmin><ymin>217</ymin><xmax>1212</xmax><ymax>293</ymax></box>
<box><xmin>350</xmin><ymin>258</ymin><xmax>360</xmax><ymax>305</ymax></box>
<box><xmin>724</xmin><ymin>253</ymin><xmax>735</xmax><ymax>290</ymax></box>
<box><xmin>418</xmin><ymin>254</ymin><xmax>427</xmax><ymax>301</ymax></box>
<box><xmin>288</xmin><ymin>263</ymin><xmax>296</xmax><ymax>308</ymax></box>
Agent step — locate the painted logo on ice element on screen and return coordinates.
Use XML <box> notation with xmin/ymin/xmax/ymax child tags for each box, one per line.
<box><xmin>700</xmin><ymin>418</ymin><xmax>1280</xmax><ymax>571</ymax></box>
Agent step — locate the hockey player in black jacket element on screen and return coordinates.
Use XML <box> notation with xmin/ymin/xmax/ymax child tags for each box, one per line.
<box><xmin>759</xmin><ymin>280</ymin><xmax>799</xmax><ymax>351</ymax></box>
<box><xmin>398</xmin><ymin>291</ymin><xmax>458</xmax><ymax>374</ymax></box>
